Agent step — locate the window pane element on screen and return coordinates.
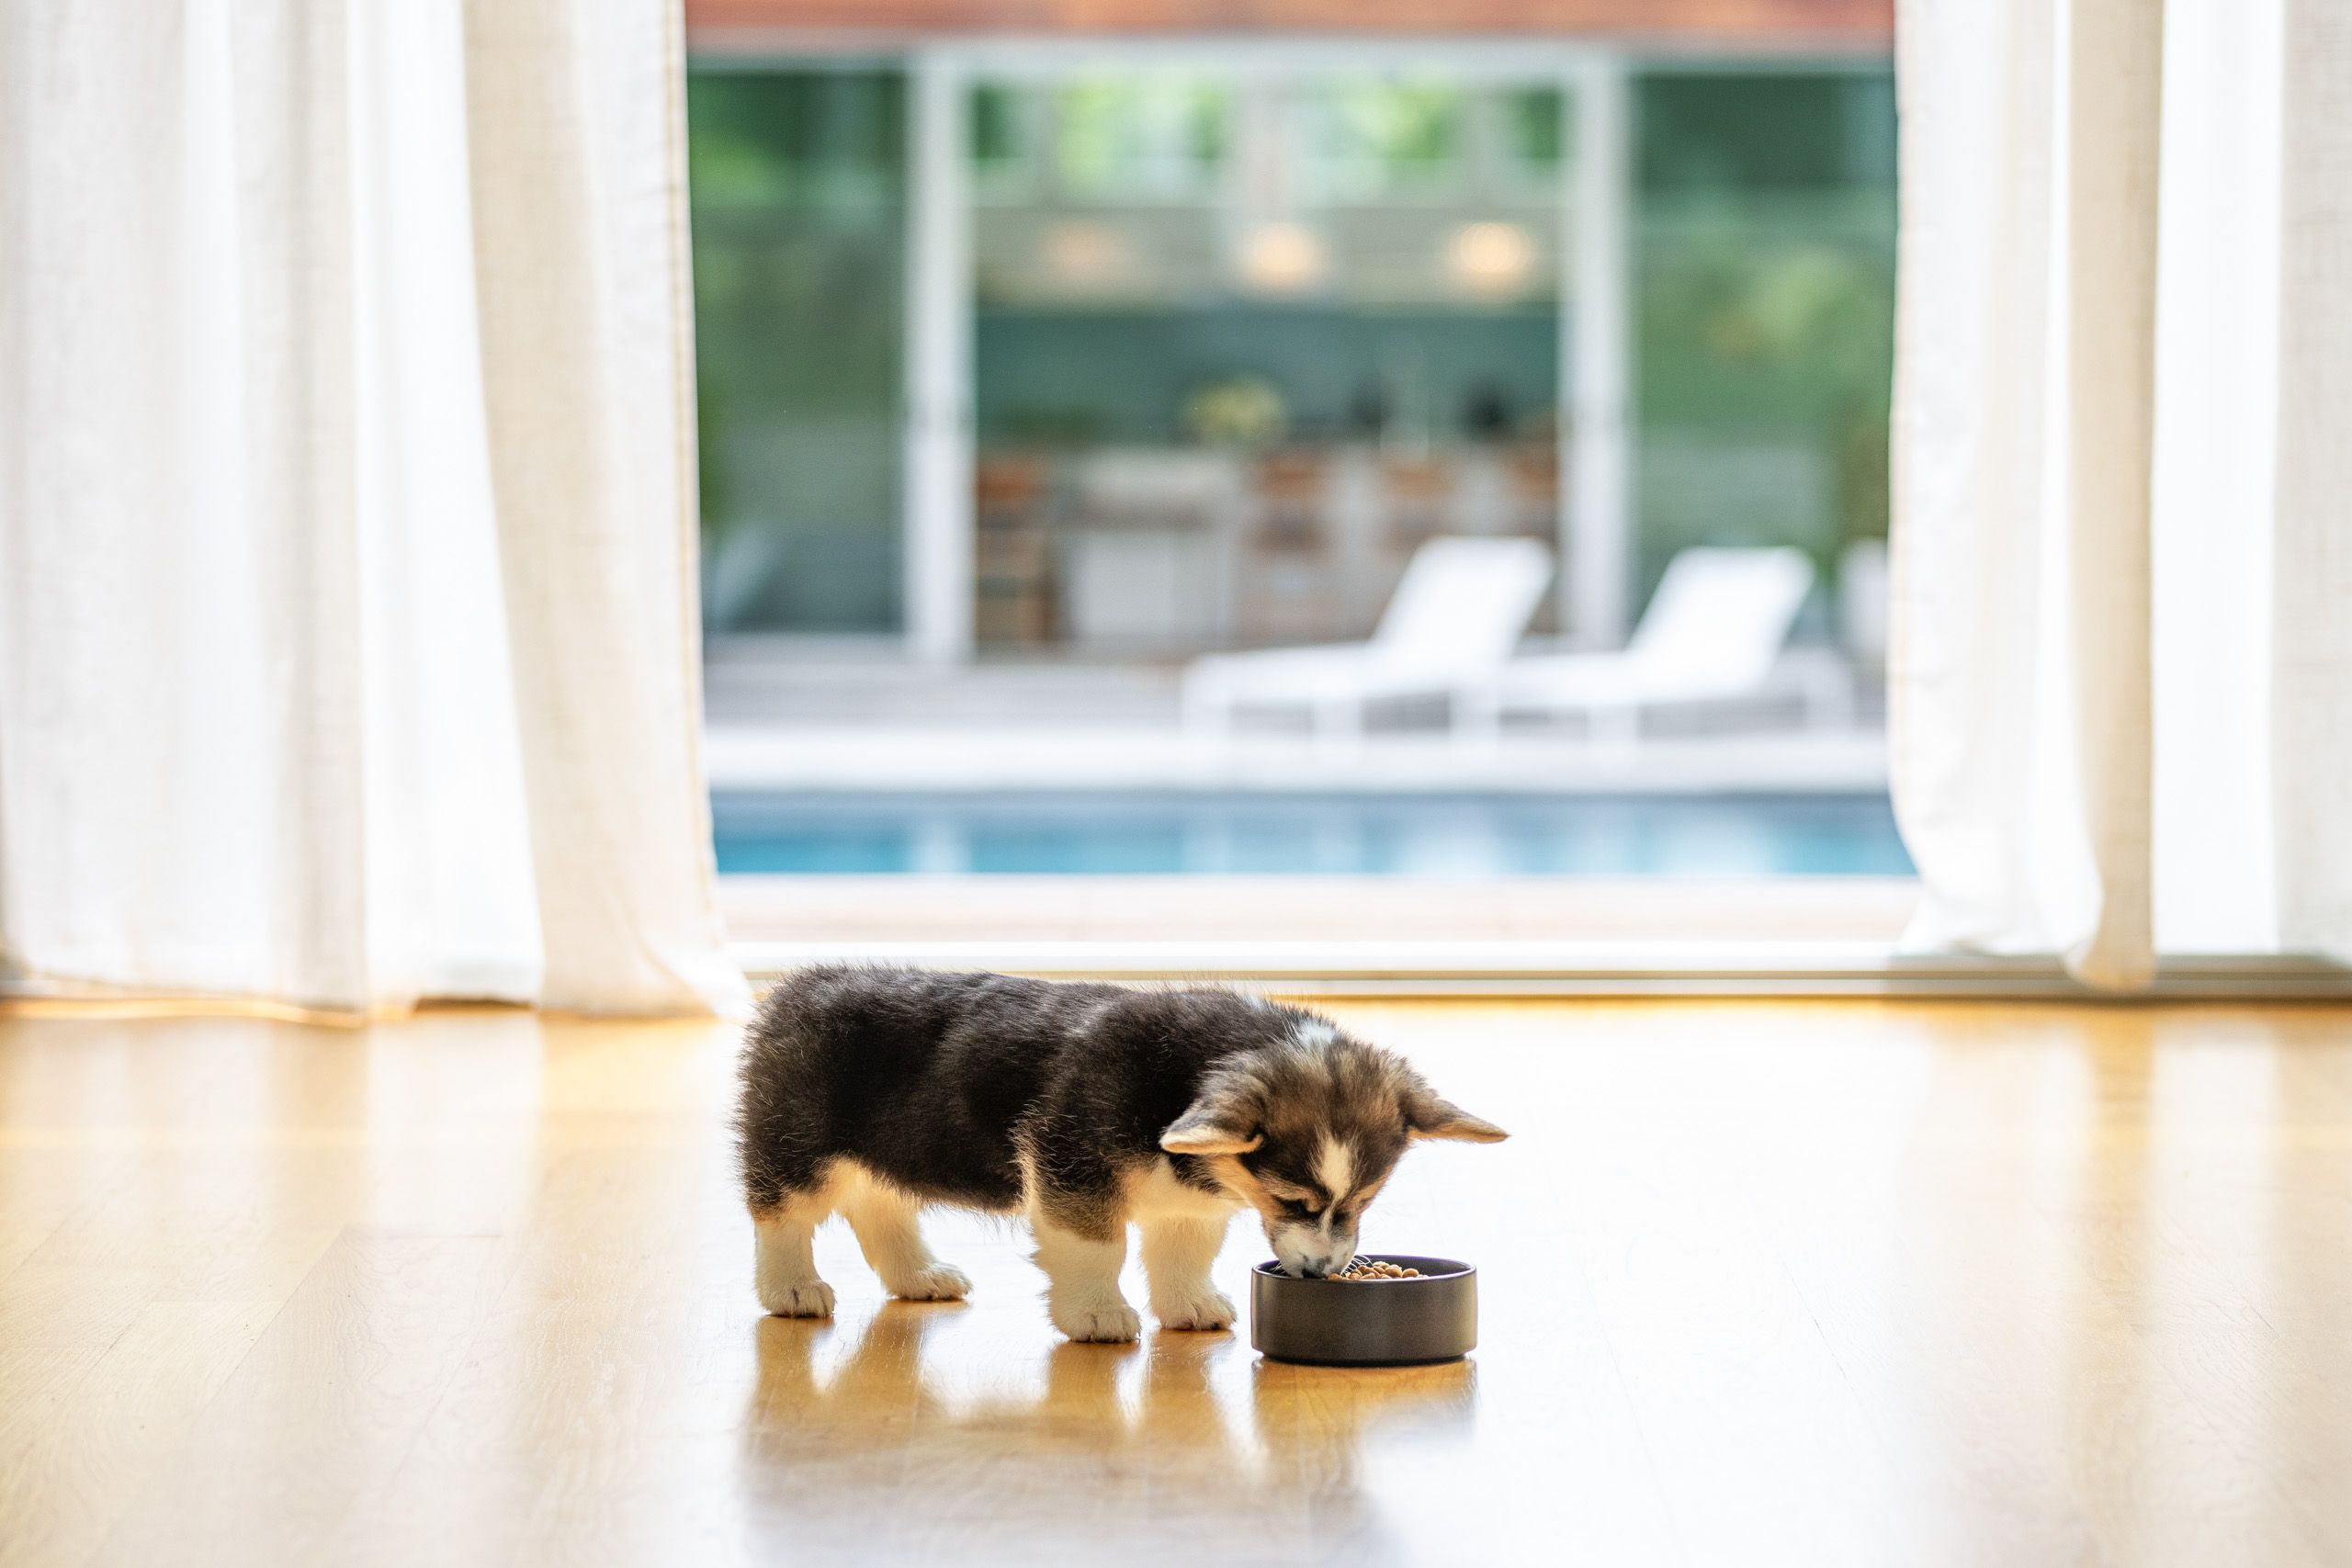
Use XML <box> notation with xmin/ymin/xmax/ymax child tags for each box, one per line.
<box><xmin>688</xmin><ymin>68</ymin><xmax>908</xmax><ymax>634</ymax></box>
<box><xmin>1634</xmin><ymin>71</ymin><xmax>1896</xmax><ymax>604</ymax></box>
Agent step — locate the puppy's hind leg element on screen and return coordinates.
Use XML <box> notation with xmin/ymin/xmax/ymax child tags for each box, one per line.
<box><xmin>841</xmin><ymin>1170</ymin><xmax>970</xmax><ymax>1302</ymax></box>
<box><xmin>752</xmin><ymin>1180</ymin><xmax>838</xmax><ymax>1318</ymax></box>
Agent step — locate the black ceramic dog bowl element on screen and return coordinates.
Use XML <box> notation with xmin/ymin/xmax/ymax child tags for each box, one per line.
<box><xmin>1250</xmin><ymin>1256</ymin><xmax>1477</xmax><ymax>1366</ymax></box>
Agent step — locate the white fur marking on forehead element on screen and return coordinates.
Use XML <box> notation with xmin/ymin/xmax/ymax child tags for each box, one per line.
<box><xmin>1314</xmin><ymin>1135</ymin><xmax>1354</xmax><ymax>1201</ymax></box>
<box><xmin>1291</xmin><ymin>1020</ymin><xmax>1337</xmax><ymax>1050</ymax></box>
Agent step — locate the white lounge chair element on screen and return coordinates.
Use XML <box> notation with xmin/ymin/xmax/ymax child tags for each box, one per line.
<box><xmin>1182</xmin><ymin>536</ymin><xmax>1554</xmax><ymax>738</ymax></box>
<box><xmin>1461</xmin><ymin>546</ymin><xmax>1817</xmax><ymax>743</ymax></box>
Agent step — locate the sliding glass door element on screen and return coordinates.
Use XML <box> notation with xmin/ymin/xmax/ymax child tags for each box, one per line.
<box><xmin>689</xmin><ymin>67</ymin><xmax>909</xmax><ymax>636</ymax></box>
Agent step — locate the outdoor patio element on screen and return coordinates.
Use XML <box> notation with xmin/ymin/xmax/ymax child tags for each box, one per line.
<box><xmin>703</xmin><ymin>649</ymin><xmax>1886</xmax><ymax>795</ymax></box>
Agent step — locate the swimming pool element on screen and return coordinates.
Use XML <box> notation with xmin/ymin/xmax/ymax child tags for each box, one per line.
<box><xmin>710</xmin><ymin>791</ymin><xmax>1913</xmax><ymax>876</ymax></box>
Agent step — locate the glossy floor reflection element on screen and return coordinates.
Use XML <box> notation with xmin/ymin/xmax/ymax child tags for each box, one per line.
<box><xmin>741</xmin><ymin>1303</ymin><xmax>1475</xmax><ymax>1564</ymax></box>
<box><xmin>3</xmin><ymin>998</ymin><xmax>2351</xmax><ymax>1564</ymax></box>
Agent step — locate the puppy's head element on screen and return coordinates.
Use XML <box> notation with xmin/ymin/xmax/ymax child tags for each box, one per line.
<box><xmin>1159</xmin><ymin>1017</ymin><xmax>1507</xmax><ymax>1278</ymax></box>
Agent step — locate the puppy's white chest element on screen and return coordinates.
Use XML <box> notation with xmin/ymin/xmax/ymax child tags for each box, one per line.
<box><xmin>1126</xmin><ymin>1156</ymin><xmax>1243</xmax><ymax>1223</ymax></box>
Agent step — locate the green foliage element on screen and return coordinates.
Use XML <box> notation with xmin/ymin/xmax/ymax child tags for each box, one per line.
<box><xmin>1052</xmin><ymin>78</ymin><xmax>1228</xmax><ymax>198</ymax></box>
<box><xmin>1634</xmin><ymin>72</ymin><xmax>1897</xmax><ymax>590</ymax></box>
<box><xmin>1298</xmin><ymin>83</ymin><xmax>1466</xmax><ymax>198</ymax></box>
<box><xmin>688</xmin><ymin>69</ymin><xmax>909</xmax><ymax>632</ymax></box>
<box><xmin>1504</xmin><ymin>89</ymin><xmax>1565</xmax><ymax>171</ymax></box>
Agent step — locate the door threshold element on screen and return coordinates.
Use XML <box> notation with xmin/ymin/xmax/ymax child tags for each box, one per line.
<box><xmin>729</xmin><ymin>940</ymin><xmax>2352</xmax><ymax>999</ymax></box>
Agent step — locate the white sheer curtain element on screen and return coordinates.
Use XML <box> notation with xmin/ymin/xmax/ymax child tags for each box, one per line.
<box><xmin>0</xmin><ymin>1</ymin><xmax>746</xmax><ymax>1016</ymax></box>
<box><xmin>1890</xmin><ymin>0</ymin><xmax>2352</xmax><ymax>987</ymax></box>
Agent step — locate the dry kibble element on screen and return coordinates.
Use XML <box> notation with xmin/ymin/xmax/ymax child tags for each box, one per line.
<box><xmin>1333</xmin><ymin>1259</ymin><xmax>1423</xmax><ymax>1280</ymax></box>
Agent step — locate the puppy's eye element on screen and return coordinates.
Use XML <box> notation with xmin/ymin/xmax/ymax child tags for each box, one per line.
<box><xmin>1278</xmin><ymin>1197</ymin><xmax>1319</xmax><ymax>1219</ymax></box>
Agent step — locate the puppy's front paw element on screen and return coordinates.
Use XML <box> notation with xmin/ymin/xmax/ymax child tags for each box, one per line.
<box><xmin>1154</xmin><ymin>1287</ymin><xmax>1236</xmax><ymax>1332</ymax></box>
<box><xmin>759</xmin><ymin>1280</ymin><xmax>836</xmax><ymax>1318</ymax></box>
<box><xmin>1053</xmin><ymin>1298</ymin><xmax>1143</xmax><ymax>1343</ymax></box>
<box><xmin>888</xmin><ymin>1263</ymin><xmax>971</xmax><ymax>1302</ymax></box>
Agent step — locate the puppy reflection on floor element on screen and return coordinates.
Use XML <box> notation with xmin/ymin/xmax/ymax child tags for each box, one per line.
<box><xmin>739</xmin><ymin>1300</ymin><xmax>1473</xmax><ymax>1562</ymax></box>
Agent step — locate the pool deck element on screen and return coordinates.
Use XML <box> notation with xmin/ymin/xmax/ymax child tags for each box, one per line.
<box><xmin>718</xmin><ymin>873</ymin><xmax>1919</xmax><ymax>947</ymax></box>
<box><xmin>707</xmin><ymin>723</ymin><xmax>1889</xmax><ymax>794</ymax></box>
<box><xmin>703</xmin><ymin>648</ymin><xmax>1888</xmax><ymax>795</ymax></box>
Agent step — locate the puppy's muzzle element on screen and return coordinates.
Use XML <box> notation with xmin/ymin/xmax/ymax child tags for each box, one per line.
<box><xmin>1270</xmin><ymin>1222</ymin><xmax>1356</xmax><ymax>1280</ymax></box>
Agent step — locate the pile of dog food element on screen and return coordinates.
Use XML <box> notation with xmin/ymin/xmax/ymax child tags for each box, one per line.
<box><xmin>1333</xmin><ymin>1258</ymin><xmax>1424</xmax><ymax>1280</ymax></box>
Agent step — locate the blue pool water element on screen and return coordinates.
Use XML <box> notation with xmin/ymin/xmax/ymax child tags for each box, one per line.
<box><xmin>711</xmin><ymin>791</ymin><xmax>1914</xmax><ymax>876</ymax></box>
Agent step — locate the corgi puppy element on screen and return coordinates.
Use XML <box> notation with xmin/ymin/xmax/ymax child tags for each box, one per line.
<box><xmin>736</xmin><ymin>964</ymin><xmax>1507</xmax><ymax>1342</ymax></box>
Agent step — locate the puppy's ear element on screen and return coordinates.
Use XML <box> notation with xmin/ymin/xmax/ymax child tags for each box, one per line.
<box><xmin>1405</xmin><ymin>1089</ymin><xmax>1509</xmax><ymax>1144</ymax></box>
<box><xmin>1160</xmin><ymin>1093</ymin><xmax>1261</xmax><ymax>1156</ymax></box>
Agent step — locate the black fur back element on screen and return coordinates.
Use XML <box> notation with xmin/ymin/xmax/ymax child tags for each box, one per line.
<box><xmin>735</xmin><ymin>964</ymin><xmax>1301</xmax><ymax>1219</ymax></box>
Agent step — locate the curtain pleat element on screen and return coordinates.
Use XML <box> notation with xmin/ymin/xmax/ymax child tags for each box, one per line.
<box><xmin>1892</xmin><ymin>0</ymin><xmax>2352</xmax><ymax>985</ymax></box>
<box><xmin>0</xmin><ymin>0</ymin><xmax>743</xmax><ymax>1017</ymax></box>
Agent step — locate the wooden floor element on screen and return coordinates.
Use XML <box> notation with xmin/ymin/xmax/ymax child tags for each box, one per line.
<box><xmin>5</xmin><ymin>998</ymin><xmax>2352</xmax><ymax>1565</ymax></box>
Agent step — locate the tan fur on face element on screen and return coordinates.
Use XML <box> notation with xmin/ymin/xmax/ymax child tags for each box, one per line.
<box><xmin>1258</xmin><ymin>1173</ymin><xmax>1317</xmax><ymax>1203</ymax></box>
<box><xmin>1340</xmin><ymin>1171</ymin><xmax>1389</xmax><ymax>1216</ymax></box>
<box><xmin>1198</xmin><ymin>1152</ymin><xmax>1292</xmax><ymax>1233</ymax></box>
